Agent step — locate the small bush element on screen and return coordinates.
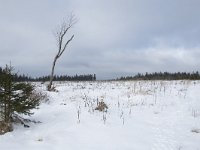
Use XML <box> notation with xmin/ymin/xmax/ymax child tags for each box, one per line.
<box><xmin>95</xmin><ymin>101</ymin><xmax>108</xmax><ymax>112</ymax></box>
<box><xmin>0</xmin><ymin>65</ymin><xmax>44</xmax><ymax>134</ymax></box>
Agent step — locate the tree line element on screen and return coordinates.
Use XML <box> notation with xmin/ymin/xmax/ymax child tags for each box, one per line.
<box><xmin>0</xmin><ymin>67</ymin><xmax>96</xmax><ymax>82</ymax></box>
<box><xmin>118</xmin><ymin>71</ymin><xmax>200</xmax><ymax>80</ymax></box>
<box><xmin>33</xmin><ymin>74</ymin><xmax>96</xmax><ymax>82</ymax></box>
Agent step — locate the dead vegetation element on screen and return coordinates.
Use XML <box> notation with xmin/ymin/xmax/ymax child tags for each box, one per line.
<box><xmin>0</xmin><ymin>121</ymin><xmax>13</xmax><ymax>135</ymax></box>
<box><xmin>95</xmin><ymin>101</ymin><xmax>108</xmax><ymax>112</ymax></box>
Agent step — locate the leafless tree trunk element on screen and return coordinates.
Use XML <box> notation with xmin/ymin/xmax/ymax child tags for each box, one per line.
<box><xmin>48</xmin><ymin>14</ymin><xmax>76</xmax><ymax>91</ymax></box>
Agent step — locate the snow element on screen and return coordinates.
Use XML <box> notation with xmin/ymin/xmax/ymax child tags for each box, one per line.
<box><xmin>0</xmin><ymin>80</ymin><xmax>200</xmax><ymax>150</ymax></box>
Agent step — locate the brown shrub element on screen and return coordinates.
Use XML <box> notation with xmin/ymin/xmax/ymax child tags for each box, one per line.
<box><xmin>95</xmin><ymin>101</ymin><xmax>108</xmax><ymax>112</ymax></box>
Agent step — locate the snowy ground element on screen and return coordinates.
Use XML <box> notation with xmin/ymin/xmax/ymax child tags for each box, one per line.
<box><xmin>0</xmin><ymin>80</ymin><xmax>200</xmax><ymax>150</ymax></box>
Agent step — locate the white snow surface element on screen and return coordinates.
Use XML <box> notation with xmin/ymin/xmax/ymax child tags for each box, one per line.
<box><xmin>0</xmin><ymin>80</ymin><xmax>200</xmax><ymax>150</ymax></box>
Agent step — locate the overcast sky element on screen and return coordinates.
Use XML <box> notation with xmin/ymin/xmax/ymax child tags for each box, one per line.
<box><xmin>0</xmin><ymin>0</ymin><xmax>200</xmax><ymax>79</ymax></box>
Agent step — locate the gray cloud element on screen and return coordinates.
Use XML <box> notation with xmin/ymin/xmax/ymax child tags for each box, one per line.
<box><xmin>0</xmin><ymin>0</ymin><xmax>200</xmax><ymax>79</ymax></box>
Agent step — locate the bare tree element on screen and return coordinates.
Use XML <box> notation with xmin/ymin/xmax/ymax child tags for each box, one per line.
<box><xmin>48</xmin><ymin>14</ymin><xmax>76</xmax><ymax>91</ymax></box>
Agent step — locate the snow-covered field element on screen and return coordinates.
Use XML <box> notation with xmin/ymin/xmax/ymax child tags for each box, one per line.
<box><xmin>0</xmin><ymin>80</ymin><xmax>200</xmax><ymax>150</ymax></box>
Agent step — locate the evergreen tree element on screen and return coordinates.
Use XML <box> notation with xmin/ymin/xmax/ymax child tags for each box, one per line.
<box><xmin>0</xmin><ymin>65</ymin><xmax>41</xmax><ymax>134</ymax></box>
<box><xmin>93</xmin><ymin>74</ymin><xmax>96</xmax><ymax>81</ymax></box>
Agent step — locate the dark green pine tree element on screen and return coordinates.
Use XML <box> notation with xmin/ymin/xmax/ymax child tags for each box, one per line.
<box><xmin>0</xmin><ymin>65</ymin><xmax>41</xmax><ymax>134</ymax></box>
<box><xmin>93</xmin><ymin>74</ymin><xmax>96</xmax><ymax>81</ymax></box>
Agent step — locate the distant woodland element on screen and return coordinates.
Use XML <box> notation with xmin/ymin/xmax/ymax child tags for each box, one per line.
<box><xmin>0</xmin><ymin>67</ymin><xmax>96</xmax><ymax>82</ymax></box>
<box><xmin>118</xmin><ymin>72</ymin><xmax>200</xmax><ymax>80</ymax></box>
<box><xmin>0</xmin><ymin>67</ymin><xmax>200</xmax><ymax>81</ymax></box>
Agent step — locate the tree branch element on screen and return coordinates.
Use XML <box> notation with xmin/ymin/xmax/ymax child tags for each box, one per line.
<box><xmin>58</xmin><ymin>34</ymin><xmax>74</xmax><ymax>58</ymax></box>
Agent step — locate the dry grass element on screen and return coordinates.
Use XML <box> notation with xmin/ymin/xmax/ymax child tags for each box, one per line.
<box><xmin>95</xmin><ymin>101</ymin><xmax>108</xmax><ymax>112</ymax></box>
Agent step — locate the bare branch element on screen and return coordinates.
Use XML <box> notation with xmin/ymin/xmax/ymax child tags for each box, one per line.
<box><xmin>68</xmin><ymin>12</ymin><xmax>78</xmax><ymax>27</ymax></box>
<box><xmin>58</xmin><ymin>34</ymin><xmax>74</xmax><ymax>58</ymax></box>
